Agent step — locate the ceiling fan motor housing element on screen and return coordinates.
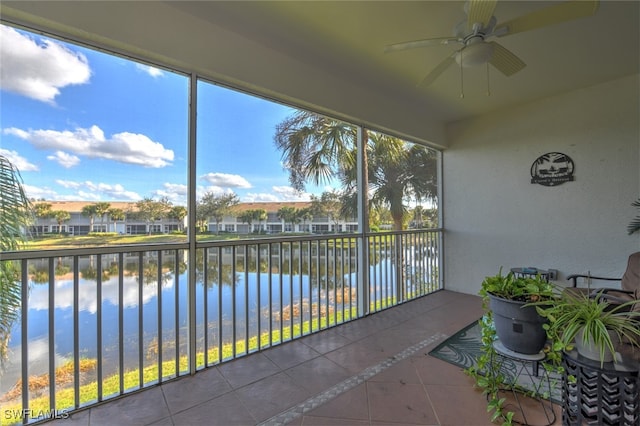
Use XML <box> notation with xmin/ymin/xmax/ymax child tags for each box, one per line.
<box><xmin>454</xmin><ymin>16</ymin><xmax>497</xmax><ymax>67</ymax></box>
<box><xmin>455</xmin><ymin>41</ymin><xmax>495</xmax><ymax>67</ymax></box>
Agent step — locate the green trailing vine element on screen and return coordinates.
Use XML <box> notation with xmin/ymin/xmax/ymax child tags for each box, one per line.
<box><xmin>466</xmin><ymin>269</ymin><xmax>563</xmax><ymax>425</ymax></box>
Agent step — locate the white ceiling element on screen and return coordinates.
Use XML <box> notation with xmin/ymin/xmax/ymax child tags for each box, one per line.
<box><xmin>166</xmin><ymin>0</ymin><xmax>639</xmax><ymax>122</ymax></box>
<box><xmin>2</xmin><ymin>0</ymin><xmax>639</xmax><ymax>144</ymax></box>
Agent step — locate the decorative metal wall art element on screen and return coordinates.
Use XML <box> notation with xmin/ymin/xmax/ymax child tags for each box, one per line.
<box><xmin>530</xmin><ymin>152</ymin><xmax>575</xmax><ymax>186</ymax></box>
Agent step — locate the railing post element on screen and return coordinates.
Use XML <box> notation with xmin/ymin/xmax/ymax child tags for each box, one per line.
<box><xmin>187</xmin><ymin>73</ymin><xmax>198</xmax><ymax>374</ymax></box>
<box><xmin>437</xmin><ymin>151</ymin><xmax>444</xmax><ymax>291</ymax></box>
<box><xmin>395</xmin><ymin>234</ymin><xmax>404</xmax><ymax>304</ymax></box>
<box><xmin>21</xmin><ymin>260</ymin><xmax>29</xmax><ymax>422</ymax></box>
<box><xmin>356</xmin><ymin>126</ymin><xmax>369</xmax><ymax>317</ymax></box>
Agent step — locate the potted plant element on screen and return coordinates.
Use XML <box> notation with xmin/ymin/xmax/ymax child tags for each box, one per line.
<box><xmin>535</xmin><ymin>288</ymin><xmax>640</xmax><ymax>366</ymax></box>
<box><xmin>480</xmin><ymin>269</ymin><xmax>554</xmax><ymax>354</ymax></box>
<box><xmin>467</xmin><ymin>269</ymin><xmax>556</xmax><ymax>425</ymax></box>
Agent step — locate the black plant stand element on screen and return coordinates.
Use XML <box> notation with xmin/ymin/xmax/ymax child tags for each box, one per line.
<box><xmin>491</xmin><ymin>341</ymin><xmax>557</xmax><ymax>426</ymax></box>
<box><xmin>562</xmin><ymin>349</ymin><xmax>640</xmax><ymax>425</ymax></box>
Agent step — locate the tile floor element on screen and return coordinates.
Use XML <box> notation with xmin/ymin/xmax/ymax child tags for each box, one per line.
<box><xmin>50</xmin><ymin>290</ymin><xmax>562</xmax><ymax>425</ymax></box>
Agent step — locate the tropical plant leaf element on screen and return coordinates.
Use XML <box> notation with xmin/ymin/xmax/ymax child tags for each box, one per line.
<box><xmin>0</xmin><ymin>155</ymin><xmax>33</xmax><ymax>372</ymax></box>
<box><xmin>628</xmin><ymin>198</ymin><xmax>640</xmax><ymax>235</ymax></box>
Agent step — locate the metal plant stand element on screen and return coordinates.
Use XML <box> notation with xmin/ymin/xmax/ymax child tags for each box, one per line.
<box><xmin>491</xmin><ymin>341</ymin><xmax>556</xmax><ymax>426</ymax></box>
<box><xmin>562</xmin><ymin>349</ymin><xmax>640</xmax><ymax>425</ymax></box>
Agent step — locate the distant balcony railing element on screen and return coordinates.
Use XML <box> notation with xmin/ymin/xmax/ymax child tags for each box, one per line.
<box><xmin>0</xmin><ymin>229</ymin><xmax>442</xmax><ymax>424</ymax></box>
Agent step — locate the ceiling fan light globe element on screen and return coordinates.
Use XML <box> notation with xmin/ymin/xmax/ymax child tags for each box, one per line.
<box><xmin>455</xmin><ymin>42</ymin><xmax>495</xmax><ymax>67</ymax></box>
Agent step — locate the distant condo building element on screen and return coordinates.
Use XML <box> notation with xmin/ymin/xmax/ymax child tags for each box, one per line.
<box><xmin>30</xmin><ymin>201</ymin><xmax>359</xmax><ymax>236</ymax></box>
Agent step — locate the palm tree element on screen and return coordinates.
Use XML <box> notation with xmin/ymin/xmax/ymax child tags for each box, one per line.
<box><xmin>107</xmin><ymin>207</ymin><xmax>126</xmax><ymax>233</ymax></box>
<box><xmin>0</xmin><ymin>155</ymin><xmax>32</xmax><ymax>369</ymax></box>
<box><xmin>81</xmin><ymin>204</ymin><xmax>98</xmax><ymax>233</ymax></box>
<box><xmin>93</xmin><ymin>202</ymin><xmax>111</xmax><ymax>232</ymax></box>
<box><xmin>52</xmin><ymin>210</ymin><xmax>71</xmax><ymax>233</ymax></box>
<box><xmin>275</xmin><ymin>110</ymin><xmax>357</xmax><ymax>190</ymax></box>
<box><xmin>238</xmin><ymin>210</ymin><xmax>255</xmax><ymax>233</ymax></box>
<box><xmin>277</xmin><ymin>206</ymin><xmax>298</xmax><ymax>232</ymax></box>
<box><xmin>365</xmin><ymin>132</ymin><xmax>438</xmax><ymax>230</ymax></box>
<box><xmin>252</xmin><ymin>209</ymin><xmax>268</xmax><ymax>234</ymax></box>
<box><xmin>33</xmin><ymin>202</ymin><xmax>53</xmax><ymax>235</ymax></box>
<box><xmin>274</xmin><ymin>111</ymin><xmax>437</xmax><ymax>231</ymax></box>
<box><xmin>297</xmin><ymin>207</ymin><xmax>313</xmax><ymax>233</ymax></box>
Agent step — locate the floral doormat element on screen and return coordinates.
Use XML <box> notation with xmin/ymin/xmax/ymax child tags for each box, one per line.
<box><xmin>428</xmin><ymin>319</ymin><xmax>562</xmax><ymax>404</ymax></box>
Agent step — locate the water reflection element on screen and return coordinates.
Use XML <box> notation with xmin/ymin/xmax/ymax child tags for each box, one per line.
<box><xmin>27</xmin><ymin>273</ymin><xmax>171</xmax><ymax>313</ymax></box>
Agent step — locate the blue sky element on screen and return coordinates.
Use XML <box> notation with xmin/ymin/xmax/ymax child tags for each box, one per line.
<box><xmin>1</xmin><ymin>24</ymin><xmax>329</xmax><ymax>206</ymax></box>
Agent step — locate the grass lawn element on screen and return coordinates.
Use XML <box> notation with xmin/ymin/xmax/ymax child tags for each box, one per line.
<box><xmin>26</xmin><ymin>234</ymin><xmax>186</xmax><ymax>249</ymax></box>
<box><xmin>23</xmin><ymin>233</ymin><xmax>264</xmax><ymax>250</ymax></box>
<box><xmin>23</xmin><ymin>232</ymin><xmax>363</xmax><ymax>250</ymax></box>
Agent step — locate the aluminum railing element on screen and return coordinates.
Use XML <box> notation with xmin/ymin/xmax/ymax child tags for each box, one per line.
<box><xmin>0</xmin><ymin>229</ymin><xmax>442</xmax><ymax>424</ymax></box>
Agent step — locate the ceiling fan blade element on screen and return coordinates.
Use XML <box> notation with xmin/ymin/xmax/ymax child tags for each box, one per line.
<box><xmin>384</xmin><ymin>37</ymin><xmax>461</xmax><ymax>53</ymax></box>
<box><xmin>488</xmin><ymin>42</ymin><xmax>526</xmax><ymax>76</ymax></box>
<box><xmin>495</xmin><ymin>0</ymin><xmax>599</xmax><ymax>37</ymax></box>
<box><xmin>418</xmin><ymin>54</ymin><xmax>456</xmax><ymax>87</ymax></box>
<box><xmin>467</xmin><ymin>0</ymin><xmax>498</xmax><ymax>29</ymax></box>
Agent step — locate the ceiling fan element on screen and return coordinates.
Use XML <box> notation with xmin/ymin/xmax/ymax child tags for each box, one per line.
<box><xmin>385</xmin><ymin>0</ymin><xmax>599</xmax><ymax>87</ymax></box>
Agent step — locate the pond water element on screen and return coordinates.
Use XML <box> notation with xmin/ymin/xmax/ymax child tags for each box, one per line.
<box><xmin>1</xmin><ymin>256</ymin><xmax>383</xmax><ymax>396</ymax></box>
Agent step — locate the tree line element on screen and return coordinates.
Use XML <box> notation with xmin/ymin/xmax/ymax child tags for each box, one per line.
<box><xmin>31</xmin><ymin>193</ymin><xmax>437</xmax><ymax>236</ymax></box>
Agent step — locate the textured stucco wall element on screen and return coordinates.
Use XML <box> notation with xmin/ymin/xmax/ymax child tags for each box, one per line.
<box><xmin>443</xmin><ymin>74</ymin><xmax>640</xmax><ymax>295</ymax></box>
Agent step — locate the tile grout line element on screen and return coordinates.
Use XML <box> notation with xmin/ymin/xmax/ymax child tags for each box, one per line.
<box><xmin>257</xmin><ymin>331</ymin><xmax>448</xmax><ymax>426</ymax></box>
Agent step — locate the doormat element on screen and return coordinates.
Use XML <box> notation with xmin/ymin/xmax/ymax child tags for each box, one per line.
<box><xmin>428</xmin><ymin>319</ymin><xmax>562</xmax><ymax>404</ymax></box>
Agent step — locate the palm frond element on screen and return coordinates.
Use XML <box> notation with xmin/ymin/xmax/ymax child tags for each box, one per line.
<box><xmin>0</xmin><ymin>155</ymin><xmax>33</xmax><ymax>371</ymax></box>
<box><xmin>0</xmin><ymin>156</ymin><xmax>32</xmax><ymax>251</ymax></box>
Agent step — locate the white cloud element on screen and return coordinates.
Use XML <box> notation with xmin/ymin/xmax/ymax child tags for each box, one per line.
<box><xmin>55</xmin><ymin>179</ymin><xmax>141</xmax><ymax>200</ymax></box>
<box><xmin>77</xmin><ymin>190</ymin><xmax>101</xmax><ymax>201</ymax></box>
<box><xmin>0</xmin><ymin>148</ymin><xmax>39</xmax><ymax>171</ymax></box>
<box><xmin>22</xmin><ymin>184</ymin><xmax>61</xmax><ymax>200</ymax></box>
<box><xmin>4</xmin><ymin>125</ymin><xmax>174</xmax><ymax>168</ymax></box>
<box><xmin>243</xmin><ymin>193</ymin><xmax>280</xmax><ymax>202</ymax></box>
<box><xmin>0</xmin><ymin>25</ymin><xmax>91</xmax><ymax>103</ymax></box>
<box><xmin>44</xmin><ymin>180</ymin><xmax>184</xmax><ymax>204</ymax></box>
<box><xmin>243</xmin><ymin>186</ymin><xmax>311</xmax><ymax>202</ymax></box>
<box><xmin>86</xmin><ymin>181</ymin><xmax>142</xmax><ymax>200</ymax></box>
<box><xmin>153</xmin><ymin>183</ymin><xmax>187</xmax><ymax>204</ymax></box>
<box><xmin>196</xmin><ymin>185</ymin><xmax>235</xmax><ymax>200</ymax></box>
<box><xmin>271</xmin><ymin>186</ymin><xmax>311</xmax><ymax>201</ymax></box>
<box><xmin>47</xmin><ymin>150</ymin><xmax>80</xmax><ymax>168</ymax></box>
<box><xmin>200</xmin><ymin>172</ymin><xmax>252</xmax><ymax>188</ymax></box>
<box><xmin>135</xmin><ymin>63</ymin><xmax>164</xmax><ymax>78</ymax></box>
<box><xmin>55</xmin><ymin>179</ymin><xmax>82</xmax><ymax>189</ymax></box>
